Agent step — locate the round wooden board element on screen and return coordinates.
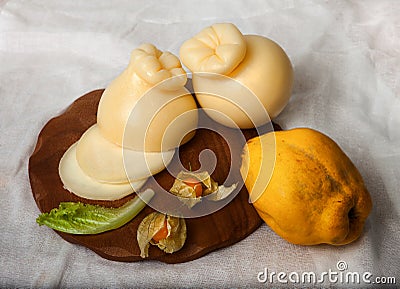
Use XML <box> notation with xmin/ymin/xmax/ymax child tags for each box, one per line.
<box><xmin>29</xmin><ymin>89</ymin><xmax>280</xmax><ymax>263</ymax></box>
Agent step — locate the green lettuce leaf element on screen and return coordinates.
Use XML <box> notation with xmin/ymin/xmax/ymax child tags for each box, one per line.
<box><xmin>36</xmin><ymin>189</ymin><xmax>154</xmax><ymax>234</ymax></box>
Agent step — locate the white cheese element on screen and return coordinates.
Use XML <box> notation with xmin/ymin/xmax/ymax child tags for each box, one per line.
<box><xmin>59</xmin><ymin>143</ymin><xmax>146</xmax><ymax>201</ymax></box>
<box><xmin>76</xmin><ymin>124</ymin><xmax>176</xmax><ymax>183</ymax></box>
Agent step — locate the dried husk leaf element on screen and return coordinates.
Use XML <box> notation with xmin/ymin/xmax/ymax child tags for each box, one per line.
<box><xmin>171</xmin><ymin>185</ymin><xmax>202</xmax><ymax>208</ymax></box>
<box><xmin>153</xmin><ymin>216</ymin><xmax>186</xmax><ymax>254</ymax></box>
<box><xmin>137</xmin><ymin>212</ymin><xmax>166</xmax><ymax>258</ymax></box>
<box><xmin>137</xmin><ymin>212</ymin><xmax>186</xmax><ymax>258</ymax></box>
<box><xmin>207</xmin><ymin>183</ymin><xmax>238</xmax><ymax>201</ymax></box>
<box><xmin>169</xmin><ymin>171</ymin><xmax>237</xmax><ymax>208</ymax></box>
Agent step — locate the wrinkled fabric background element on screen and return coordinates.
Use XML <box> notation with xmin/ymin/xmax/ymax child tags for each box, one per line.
<box><xmin>1</xmin><ymin>0</ymin><xmax>399</xmax><ymax>288</ymax></box>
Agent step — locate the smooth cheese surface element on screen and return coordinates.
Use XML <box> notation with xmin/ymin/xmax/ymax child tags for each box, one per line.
<box><xmin>180</xmin><ymin>23</ymin><xmax>293</xmax><ymax>129</ymax></box>
<box><xmin>229</xmin><ymin>35</ymin><xmax>293</xmax><ymax>119</ymax></box>
<box><xmin>76</xmin><ymin>124</ymin><xmax>176</xmax><ymax>183</ymax></box>
<box><xmin>192</xmin><ymin>35</ymin><xmax>293</xmax><ymax>128</ymax></box>
<box><xmin>59</xmin><ymin>143</ymin><xmax>146</xmax><ymax>201</ymax></box>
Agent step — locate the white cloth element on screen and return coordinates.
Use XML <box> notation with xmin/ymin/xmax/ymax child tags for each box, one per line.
<box><xmin>1</xmin><ymin>0</ymin><xmax>399</xmax><ymax>287</ymax></box>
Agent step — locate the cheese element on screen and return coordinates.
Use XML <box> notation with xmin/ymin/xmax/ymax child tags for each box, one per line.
<box><xmin>97</xmin><ymin>43</ymin><xmax>198</xmax><ymax>152</ymax></box>
<box><xmin>76</xmin><ymin>124</ymin><xmax>176</xmax><ymax>183</ymax></box>
<box><xmin>180</xmin><ymin>23</ymin><xmax>293</xmax><ymax>128</ymax></box>
<box><xmin>59</xmin><ymin>143</ymin><xmax>146</xmax><ymax>201</ymax></box>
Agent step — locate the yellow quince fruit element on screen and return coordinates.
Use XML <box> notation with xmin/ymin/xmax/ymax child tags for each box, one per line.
<box><xmin>240</xmin><ymin>128</ymin><xmax>372</xmax><ymax>245</ymax></box>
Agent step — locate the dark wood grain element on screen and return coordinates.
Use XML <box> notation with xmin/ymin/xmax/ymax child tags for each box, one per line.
<box><xmin>28</xmin><ymin>89</ymin><xmax>281</xmax><ymax>263</ymax></box>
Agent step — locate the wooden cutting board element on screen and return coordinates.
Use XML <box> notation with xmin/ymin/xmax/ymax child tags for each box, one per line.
<box><xmin>29</xmin><ymin>89</ymin><xmax>280</xmax><ymax>263</ymax></box>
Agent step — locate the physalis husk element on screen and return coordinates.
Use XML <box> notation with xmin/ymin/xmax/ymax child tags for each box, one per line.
<box><xmin>169</xmin><ymin>171</ymin><xmax>237</xmax><ymax>208</ymax></box>
<box><xmin>137</xmin><ymin>212</ymin><xmax>186</xmax><ymax>258</ymax></box>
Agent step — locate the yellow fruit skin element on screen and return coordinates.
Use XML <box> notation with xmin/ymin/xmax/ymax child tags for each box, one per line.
<box><xmin>241</xmin><ymin>128</ymin><xmax>372</xmax><ymax>245</ymax></box>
